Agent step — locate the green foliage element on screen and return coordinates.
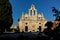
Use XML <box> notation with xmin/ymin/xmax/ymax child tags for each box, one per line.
<box><xmin>0</xmin><ymin>0</ymin><xmax>13</xmax><ymax>32</ymax></box>
<box><xmin>52</xmin><ymin>7</ymin><xmax>60</xmax><ymax>21</ymax></box>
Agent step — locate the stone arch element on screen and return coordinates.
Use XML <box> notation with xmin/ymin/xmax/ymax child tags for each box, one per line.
<box><xmin>25</xmin><ymin>26</ymin><xmax>28</xmax><ymax>32</ymax></box>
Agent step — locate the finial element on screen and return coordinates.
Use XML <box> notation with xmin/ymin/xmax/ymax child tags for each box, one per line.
<box><xmin>22</xmin><ymin>12</ymin><xmax>24</xmax><ymax>16</ymax></box>
<box><xmin>41</xmin><ymin>12</ymin><xmax>44</xmax><ymax>17</ymax></box>
<box><xmin>31</xmin><ymin>4</ymin><xmax>35</xmax><ymax>7</ymax></box>
<box><xmin>31</xmin><ymin>4</ymin><xmax>35</xmax><ymax>9</ymax></box>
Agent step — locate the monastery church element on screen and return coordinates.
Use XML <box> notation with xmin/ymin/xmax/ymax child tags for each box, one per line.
<box><xmin>18</xmin><ymin>4</ymin><xmax>47</xmax><ymax>32</ymax></box>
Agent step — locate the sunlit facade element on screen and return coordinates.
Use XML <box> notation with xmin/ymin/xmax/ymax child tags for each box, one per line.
<box><xmin>18</xmin><ymin>4</ymin><xmax>47</xmax><ymax>32</ymax></box>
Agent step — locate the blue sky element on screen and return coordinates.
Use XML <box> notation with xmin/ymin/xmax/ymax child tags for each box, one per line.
<box><xmin>9</xmin><ymin>0</ymin><xmax>60</xmax><ymax>26</ymax></box>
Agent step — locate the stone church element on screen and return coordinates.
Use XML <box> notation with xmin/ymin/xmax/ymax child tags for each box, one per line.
<box><xmin>18</xmin><ymin>4</ymin><xmax>47</xmax><ymax>32</ymax></box>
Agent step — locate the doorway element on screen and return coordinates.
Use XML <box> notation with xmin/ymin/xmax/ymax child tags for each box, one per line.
<box><xmin>25</xmin><ymin>26</ymin><xmax>28</xmax><ymax>32</ymax></box>
<box><xmin>39</xmin><ymin>26</ymin><xmax>41</xmax><ymax>32</ymax></box>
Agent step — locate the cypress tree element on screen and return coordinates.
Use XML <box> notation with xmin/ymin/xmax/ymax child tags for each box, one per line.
<box><xmin>0</xmin><ymin>0</ymin><xmax>13</xmax><ymax>33</ymax></box>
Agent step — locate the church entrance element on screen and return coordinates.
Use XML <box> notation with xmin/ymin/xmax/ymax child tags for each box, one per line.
<box><xmin>25</xmin><ymin>26</ymin><xmax>28</xmax><ymax>32</ymax></box>
<box><xmin>39</xmin><ymin>26</ymin><xmax>41</xmax><ymax>32</ymax></box>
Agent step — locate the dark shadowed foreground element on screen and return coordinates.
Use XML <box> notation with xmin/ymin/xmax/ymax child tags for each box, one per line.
<box><xmin>0</xmin><ymin>32</ymin><xmax>60</xmax><ymax>40</ymax></box>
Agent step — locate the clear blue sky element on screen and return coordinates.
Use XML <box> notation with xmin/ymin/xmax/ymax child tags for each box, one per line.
<box><xmin>9</xmin><ymin>0</ymin><xmax>60</xmax><ymax>26</ymax></box>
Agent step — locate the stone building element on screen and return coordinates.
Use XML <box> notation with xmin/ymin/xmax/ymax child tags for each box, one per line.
<box><xmin>10</xmin><ymin>25</ymin><xmax>18</xmax><ymax>32</ymax></box>
<box><xmin>52</xmin><ymin>20</ymin><xmax>60</xmax><ymax>30</ymax></box>
<box><xmin>18</xmin><ymin>4</ymin><xmax>47</xmax><ymax>32</ymax></box>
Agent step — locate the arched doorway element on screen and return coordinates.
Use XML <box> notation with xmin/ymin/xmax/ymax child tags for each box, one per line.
<box><xmin>25</xmin><ymin>26</ymin><xmax>28</xmax><ymax>32</ymax></box>
<box><xmin>39</xmin><ymin>26</ymin><xmax>41</xmax><ymax>32</ymax></box>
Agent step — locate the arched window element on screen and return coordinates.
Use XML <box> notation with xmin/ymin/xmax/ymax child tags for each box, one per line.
<box><xmin>25</xmin><ymin>23</ymin><xmax>28</xmax><ymax>25</ymax></box>
<box><xmin>39</xmin><ymin>23</ymin><xmax>41</xmax><ymax>24</ymax></box>
<box><xmin>39</xmin><ymin>17</ymin><xmax>40</xmax><ymax>19</ymax></box>
<box><xmin>34</xmin><ymin>10</ymin><xmax>35</xmax><ymax>15</ymax></box>
<box><xmin>25</xmin><ymin>17</ymin><xmax>27</xmax><ymax>19</ymax></box>
<box><xmin>38</xmin><ymin>17</ymin><xmax>40</xmax><ymax>21</ymax></box>
<box><xmin>30</xmin><ymin>10</ymin><xmax>32</xmax><ymax>16</ymax></box>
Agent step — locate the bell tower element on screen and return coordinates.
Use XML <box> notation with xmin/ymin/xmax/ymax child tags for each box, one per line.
<box><xmin>29</xmin><ymin>4</ymin><xmax>37</xmax><ymax>16</ymax></box>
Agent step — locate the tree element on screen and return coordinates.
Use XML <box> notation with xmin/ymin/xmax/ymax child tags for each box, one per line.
<box><xmin>43</xmin><ymin>21</ymin><xmax>54</xmax><ymax>39</ymax></box>
<box><xmin>52</xmin><ymin>7</ymin><xmax>60</xmax><ymax>21</ymax></box>
<box><xmin>0</xmin><ymin>0</ymin><xmax>13</xmax><ymax>33</ymax></box>
<box><xmin>43</xmin><ymin>21</ymin><xmax>53</xmax><ymax>35</ymax></box>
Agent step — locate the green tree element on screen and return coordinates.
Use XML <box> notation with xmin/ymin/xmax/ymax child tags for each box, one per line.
<box><xmin>0</xmin><ymin>0</ymin><xmax>13</xmax><ymax>33</ymax></box>
<box><xmin>52</xmin><ymin>7</ymin><xmax>60</xmax><ymax>21</ymax></box>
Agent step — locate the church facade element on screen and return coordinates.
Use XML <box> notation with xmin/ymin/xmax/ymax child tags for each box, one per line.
<box><xmin>18</xmin><ymin>4</ymin><xmax>47</xmax><ymax>32</ymax></box>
